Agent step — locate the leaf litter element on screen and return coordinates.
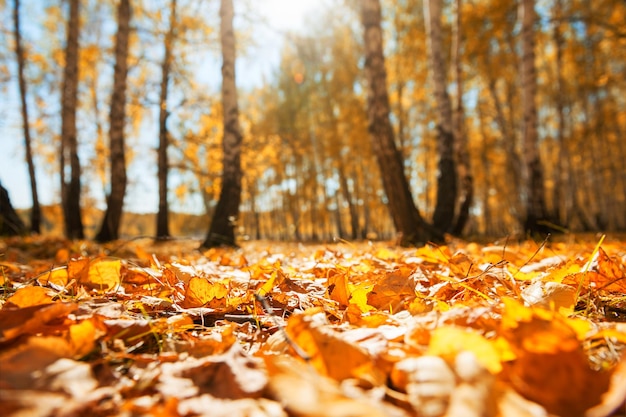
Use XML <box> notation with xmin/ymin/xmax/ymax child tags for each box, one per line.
<box><xmin>0</xmin><ymin>235</ymin><xmax>625</xmax><ymax>417</ymax></box>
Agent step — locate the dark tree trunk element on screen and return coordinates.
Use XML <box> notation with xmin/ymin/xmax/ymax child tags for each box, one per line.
<box><xmin>337</xmin><ymin>162</ymin><xmax>360</xmax><ymax>240</ymax></box>
<box><xmin>156</xmin><ymin>0</ymin><xmax>177</xmax><ymax>240</ymax></box>
<box><xmin>424</xmin><ymin>0</ymin><xmax>458</xmax><ymax>234</ymax></box>
<box><xmin>13</xmin><ymin>0</ymin><xmax>40</xmax><ymax>234</ymax></box>
<box><xmin>0</xmin><ymin>183</ymin><xmax>26</xmax><ymax>236</ymax></box>
<box><xmin>333</xmin><ymin>190</ymin><xmax>346</xmax><ymax>240</ymax></box>
<box><xmin>520</xmin><ymin>0</ymin><xmax>548</xmax><ymax>234</ymax></box>
<box><xmin>360</xmin><ymin>0</ymin><xmax>441</xmax><ymax>246</ymax></box>
<box><xmin>450</xmin><ymin>0</ymin><xmax>473</xmax><ymax>235</ymax></box>
<box><xmin>552</xmin><ymin>0</ymin><xmax>573</xmax><ymax>227</ymax></box>
<box><xmin>201</xmin><ymin>0</ymin><xmax>243</xmax><ymax>248</ymax></box>
<box><xmin>249</xmin><ymin>187</ymin><xmax>261</xmax><ymax>240</ymax></box>
<box><xmin>96</xmin><ymin>0</ymin><xmax>131</xmax><ymax>242</ymax></box>
<box><xmin>60</xmin><ymin>0</ymin><xmax>84</xmax><ymax>240</ymax></box>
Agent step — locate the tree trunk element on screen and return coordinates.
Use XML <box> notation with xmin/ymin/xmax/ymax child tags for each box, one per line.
<box><xmin>13</xmin><ymin>0</ymin><xmax>40</xmax><ymax>234</ymax></box>
<box><xmin>333</xmin><ymin>190</ymin><xmax>346</xmax><ymax>240</ymax></box>
<box><xmin>96</xmin><ymin>0</ymin><xmax>131</xmax><ymax>242</ymax></box>
<box><xmin>0</xmin><ymin>183</ymin><xmax>26</xmax><ymax>236</ymax></box>
<box><xmin>477</xmin><ymin>101</ymin><xmax>494</xmax><ymax>235</ymax></box>
<box><xmin>424</xmin><ymin>0</ymin><xmax>458</xmax><ymax>234</ymax></box>
<box><xmin>520</xmin><ymin>0</ymin><xmax>548</xmax><ymax>234</ymax></box>
<box><xmin>156</xmin><ymin>0</ymin><xmax>177</xmax><ymax>240</ymax></box>
<box><xmin>249</xmin><ymin>186</ymin><xmax>261</xmax><ymax>240</ymax></box>
<box><xmin>60</xmin><ymin>0</ymin><xmax>84</xmax><ymax>240</ymax></box>
<box><xmin>337</xmin><ymin>162</ymin><xmax>360</xmax><ymax>240</ymax></box>
<box><xmin>551</xmin><ymin>0</ymin><xmax>573</xmax><ymax>227</ymax></box>
<box><xmin>360</xmin><ymin>0</ymin><xmax>441</xmax><ymax>246</ymax></box>
<box><xmin>201</xmin><ymin>0</ymin><xmax>243</xmax><ymax>248</ymax></box>
<box><xmin>450</xmin><ymin>0</ymin><xmax>473</xmax><ymax>235</ymax></box>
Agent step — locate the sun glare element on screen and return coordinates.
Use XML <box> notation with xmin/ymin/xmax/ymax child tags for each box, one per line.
<box><xmin>262</xmin><ymin>0</ymin><xmax>323</xmax><ymax>31</ymax></box>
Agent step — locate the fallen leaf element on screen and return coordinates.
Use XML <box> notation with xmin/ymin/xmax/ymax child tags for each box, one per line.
<box><xmin>286</xmin><ymin>309</ymin><xmax>384</xmax><ymax>385</ymax></box>
<box><xmin>80</xmin><ymin>258</ymin><xmax>121</xmax><ymax>293</ymax></box>
<box><xmin>5</xmin><ymin>285</ymin><xmax>54</xmax><ymax>307</ymax></box>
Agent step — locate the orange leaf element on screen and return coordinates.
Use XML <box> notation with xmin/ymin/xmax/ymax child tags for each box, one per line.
<box><xmin>67</xmin><ymin>257</ymin><xmax>90</xmax><ymax>281</ymax></box>
<box><xmin>286</xmin><ymin>309</ymin><xmax>383</xmax><ymax>385</ymax></box>
<box><xmin>326</xmin><ymin>270</ymin><xmax>350</xmax><ymax>307</ymax></box>
<box><xmin>134</xmin><ymin>244</ymin><xmax>153</xmax><ymax>263</ymax></box>
<box><xmin>183</xmin><ymin>277</ymin><xmax>229</xmax><ymax>308</ymax></box>
<box><xmin>0</xmin><ymin>302</ymin><xmax>77</xmax><ymax>342</ymax></box>
<box><xmin>501</xmin><ymin>298</ymin><xmax>611</xmax><ymax>416</ymax></box>
<box><xmin>6</xmin><ymin>286</ymin><xmax>54</xmax><ymax>308</ymax></box>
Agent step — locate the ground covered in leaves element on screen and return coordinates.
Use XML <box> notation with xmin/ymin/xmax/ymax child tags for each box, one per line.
<box><xmin>1</xmin><ymin>235</ymin><xmax>626</xmax><ymax>417</ymax></box>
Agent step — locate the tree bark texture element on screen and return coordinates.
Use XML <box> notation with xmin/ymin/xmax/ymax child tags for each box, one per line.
<box><xmin>202</xmin><ymin>0</ymin><xmax>243</xmax><ymax>248</ymax></box>
<box><xmin>360</xmin><ymin>0</ymin><xmax>440</xmax><ymax>246</ymax></box>
<box><xmin>551</xmin><ymin>0</ymin><xmax>572</xmax><ymax>227</ymax></box>
<box><xmin>424</xmin><ymin>0</ymin><xmax>458</xmax><ymax>234</ymax></box>
<box><xmin>13</xmin><ymin>0</ymin><xmax>41</xmax><ymax>234</ymax></box>
<box><xmin>96</xmin><ymin>0</ymin><xmax>131</xmax><ymax>242</ymax></box>
<box><xmin>156</xmin><ymin>0</ymin><xmax>177</xmax><ymax>239</ymax></box>
<box><xmin>520</xmin><ymin>0</ymin><xmax>548</xmax><ymax>233</ymax></box>
<box><xmin>60</xmin><ymin>0</ymin><xmax>84</xmax><ymax>239</ymax></box>
<box><xmin>450</xmin><ymin>0</ymin><xmax>473</xmax><ymax>235</ymax></box>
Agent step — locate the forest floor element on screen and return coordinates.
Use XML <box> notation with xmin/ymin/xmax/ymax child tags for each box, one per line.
<box><xmin>0</xmin><ymin>234</ymin><xmax>625</xmax><ymax>417</ymax></box>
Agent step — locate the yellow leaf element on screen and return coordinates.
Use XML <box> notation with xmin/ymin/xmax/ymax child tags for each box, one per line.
<box><xmin>374</xmin><ymin>247</ymin><xmax>398</xmax><ymax>261</ymax></box>
<box><xmin>500</xmin><ymin>297</ymin><xmax>533</xmax><ymax>330</ymax></box>
<box><xmin>258</xmin><ymin>269</ymin><xmax>283</xmax><ymax>297</ymax></box>
<box><xmin>82</xmin><ymin>259</ymin><xmax>121</xmax><ymax>293</ymax></box>
<box><xmin>68</xmin><ymin>319</ymin><xmax>98</xmax><ymax>358</ymax></box>
<box><xmin>427</xmin><ymin>326</ymin><xmax>502</xmax><ymax>374</ymax></box>
<box><xmin>348</xmin><ymin>283</ymin><xmax>374</xmax><ymax>313</ymax></box>
<box><xmin>38</xmin><ymin>268</ymin><xmax>69</xmax><ymax>287</ymax></box>
<box><xmin>415</xmin><ymin>245</ymin><xmax>451</xmax><ymax>264</ymax></box>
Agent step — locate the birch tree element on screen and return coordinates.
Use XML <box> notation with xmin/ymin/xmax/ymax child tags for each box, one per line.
<box><xmin>201</xmin><ymin>0</ymin><xmax>243</xmax><ymax>248</ymax></box>
<box><xmin>60</xmin><ymin>0</ymin><xmax>84</xmax><ymax>239</ymax></box>
<box><xmin>156</xmin><ymin>0</ymin><xmax>177</xmax><ymax>239</ymax></box>
<box><xmin>520</xmin><ymin>0</ymin><xmax>548</xmax><ymax>233</ymax></box>
<box><xmin>12</xmin><ymin>0</ymin><xmax>40</xmax><ymax>233</ymax></box>
<box><xmin>424</xmin><ymin>0</ymin><xmax>457</xmax><ymax>234</ymax></box>
<box><xmin>96</xmin><ymin>0</ymin><xmax>131</xmax><ymax>242</ymax></box>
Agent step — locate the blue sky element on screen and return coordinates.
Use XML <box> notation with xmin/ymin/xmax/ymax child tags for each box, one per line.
<box><xmin>1</xmin><ymin>0</ymin><xmax>326</xmax><ymax>212</ymax></box>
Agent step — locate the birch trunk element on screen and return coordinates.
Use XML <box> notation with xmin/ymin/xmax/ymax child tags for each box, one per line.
<box><xmin>451</xmin><ymin>0</ymin><xmax>473</xmax><ymax>235</ymax></box>
<box><xmin>156</xmin><ymin>0</ymin><xmax>177</xmax><ymax>239</ymax></box>
<box><xmin>520</xmin><ymin>0</ymin><xmax>548</xmax><ymax>233</ymax></box>
<box><xmin>202</xmin><ymin>0</ymin><xmax>243</xmax><ymax>248</ymax></box>
<box><xmin>424</xmin><ymin>0</ymin><xmax>457</xmax><ymax>234</ymax></box>
<box><xmin>13</xmin><ymin>0</ymin><xmax>41</xmax><ymax>234</ymax></box>
<box><xmin>96</xmin><ymin>0</ymin><xmax>131</xmax><ymax>242</ymax></box>
<box><xmin>60</xmin><ymin>0</ymin><xmax>84</xmax><ymax>239</ymax></box>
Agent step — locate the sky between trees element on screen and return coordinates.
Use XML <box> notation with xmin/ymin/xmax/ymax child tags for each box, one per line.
<box><xmin>0</xmin><ymin>0</ymin><xmax>322</xmax><ymax>212</ymax></box>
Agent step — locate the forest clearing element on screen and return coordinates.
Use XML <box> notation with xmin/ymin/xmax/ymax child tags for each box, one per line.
<box><xmin>1</xmin><ymin>0</ymin><xmax>626</xmax><ymax>415</ymax></box>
